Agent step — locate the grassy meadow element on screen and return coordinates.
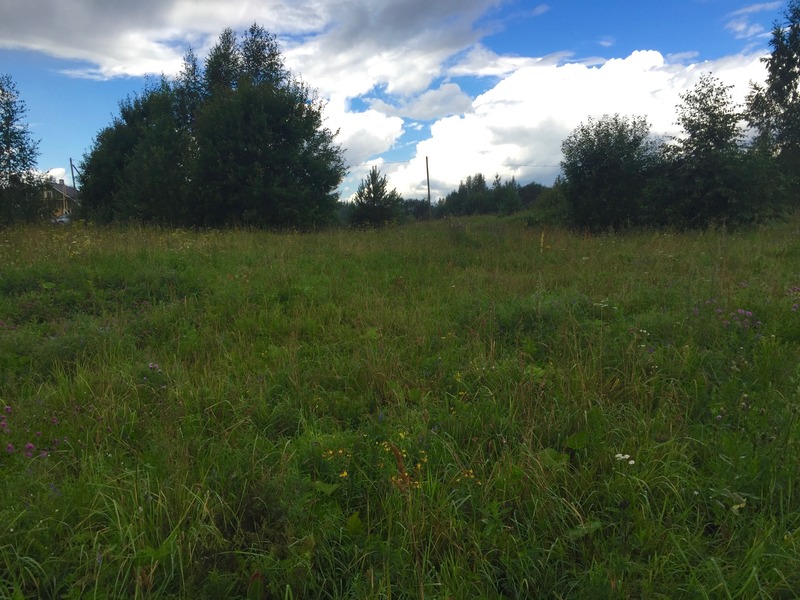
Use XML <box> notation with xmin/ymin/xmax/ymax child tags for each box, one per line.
<box><xmin>1</xmin><ymin>215</ymin><xmax>800</xmax><ymax>598</ymax></box>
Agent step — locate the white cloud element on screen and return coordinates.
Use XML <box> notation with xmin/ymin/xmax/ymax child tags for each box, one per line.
<box><xmin>725</xmin><ymin>17</ymin><xmax>767</xmax><ymax>40</ymax></box>
<box><xmin>598</xmin><ymin>36</ymin><xmax>616</xmax><ymax>48</ymax></box>
<box><xmin>366</xmin><ymin>83</ymin><xmax>474</xmax><ymax>120</ymax></box>
<box><xmin>0</xmin><ymin>0</ymin><xmax>499</xmax><ymax>84</ymax></box>
<box><xmin>725</xmin><ymin>2</ymin><xmax>781</xmax><ymax>40</ymax></box>
<box><xmin>449</xmin><ymin>44</ymin><xmax>540</xmax><ymax>77</ymax></box>
<box><xmin>729</xmin><ymin>2</ymin><xmax>782</xmax><ymax>17</ymax></box>
<box><xmin>323</xmin><ymin>97</ymin><xmax>404</xmax><ymax>167</ymax></box>
<box><xmin>386</xmin><ymin>50</ymin><xmax>768</xmax><ymax>198</ymax></box>
<box><xmin>529</xmin><ymin>4</ymin><xmax>550</xmax><ymax>18</ymax></box>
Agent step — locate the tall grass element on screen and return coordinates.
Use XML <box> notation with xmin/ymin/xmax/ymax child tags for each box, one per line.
<box><xmin>1</xmin><ymin>216</ymin><xmax>799</xmax><ymax>598</ymax></box>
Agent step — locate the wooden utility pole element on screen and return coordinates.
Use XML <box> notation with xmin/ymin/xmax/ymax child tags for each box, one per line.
<box><xmin>69</xmin><ymin>158</ymin><xmax>79</xmax><ymax>189</ymax></box>
<box><xmin>426</xmin><ymin>156</ymin><xmax>431</xmax><ymax>220</ymax></box>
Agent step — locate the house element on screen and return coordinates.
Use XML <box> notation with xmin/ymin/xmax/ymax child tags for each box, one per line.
<box><xmin>45</xmin><ymin>178</ymin><xmax>80</xmax><ymax>221</ymax></box>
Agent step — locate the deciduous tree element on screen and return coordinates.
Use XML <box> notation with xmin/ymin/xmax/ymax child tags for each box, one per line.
<box><xmin>561</xmin><ymin>114</ymin><xmax>659</xmax><ymax>230</ymax></box>
<box><xmin>0</xmin><ymin>74</ymin><xmax>45</xmax><ymax>224</ymax></box>
<box><xmin>665</xmin><ymin>74</ymin><xmax>787</xmax><ymax>227</ymax></box>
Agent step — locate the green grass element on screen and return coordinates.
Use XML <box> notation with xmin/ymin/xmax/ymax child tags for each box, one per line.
<box><xmin>1</xmin><ymin>216</ymin><xmax>799</xmax><ymax>598</ymax></box>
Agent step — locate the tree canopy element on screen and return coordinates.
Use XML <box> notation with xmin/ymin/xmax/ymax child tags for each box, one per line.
<box><xmin>661</xmin><ymin>74</ymin><xmax>785</xmax><ymax>227</ymax></box>
<box><xmin>350</xmin><ymin>166</ymin><xmax>403</xmax><ymax>226</ymax></box>
<box><xmin>438</xmin><ymin>173</ymin><xmax>521</xmax><ymax>217</ymax></box>
<box><xmin>79</xmin><ymin>25</ymin><xmax>346</xmax><ymax>228</ymax></box>
<box><xmin>0</xmin><ymin>74</ymin><xmax>46</xmax><ymax>224</ymax></box>
<box><xmin>561</xmin><ymin>114</ymin><xmax>659</xmax><ymax>230</ymax></box>
<box><xmin>747</xmin><ymin>0</ymin><xmax>800</xmax><ymax>186</ymax></box>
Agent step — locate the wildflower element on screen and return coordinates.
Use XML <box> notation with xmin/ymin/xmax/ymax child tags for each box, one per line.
<box><xmin>339</xmin><ymin>470</ymin><xmax>348</xmax><ymax>478</ymax></box>
<box><xmin>6</xmin><ymin>443</ymin><xmax>13</xmax><ymax>453</ymax></box>
<box><xmin>628</xmin><ymin>459</ymin><xmax>635</xmax><ymax>465</ymax></box>
<box><xmin>24</xmin><ymin>442</ymin><xmax>34</xmax><ymax>452</ymax></box>
<box><xmin>614</xmin><ymin>453</ymin><xmax>631</xmax><ymax>461</ymax></box>
<box><xmin>4</xmin><ymin>406</ymin><xmax>10</xmax><ymax>414</ymax></box>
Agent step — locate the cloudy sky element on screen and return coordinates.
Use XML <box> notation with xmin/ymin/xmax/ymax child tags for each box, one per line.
<box><xmin>0</xmin><ymin>0</ymin><xmax>785</xmax><ymax>200</ymax></box>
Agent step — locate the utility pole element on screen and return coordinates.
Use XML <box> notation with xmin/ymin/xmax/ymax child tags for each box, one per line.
<box><xmin>426</xmin><ymin>156</ymin><xmax>431</xmax><ymax>220</ymax></box>
<box><xmin>69</xmin><ymin>158</ymin><xmax>79</xmax><ymax>189</ymax></box>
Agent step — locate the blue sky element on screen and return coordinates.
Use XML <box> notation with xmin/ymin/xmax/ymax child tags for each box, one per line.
<box><xmin>0</xmin><ymin>1</ymin><xmax>784</xmax><ymax>199</ymax></box>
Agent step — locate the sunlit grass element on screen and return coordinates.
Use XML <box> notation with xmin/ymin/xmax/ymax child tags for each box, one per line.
<box><xmin>1</xmin><ymin>215</ymin><xmax>799</xmax><ymax>598</ymax></box>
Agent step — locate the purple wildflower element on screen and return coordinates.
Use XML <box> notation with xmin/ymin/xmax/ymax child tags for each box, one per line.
<box><xmin>6</xmin><ymin>443</ymin><xmax>13</xmax><ymax>454</ymax></box>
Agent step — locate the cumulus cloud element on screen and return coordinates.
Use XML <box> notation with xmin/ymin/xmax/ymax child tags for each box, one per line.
<box><xmin>387</xmin><ymin>50</ymin><xmax>768</xmax><ymax>198</ymax></box>
<box><xmin>366</xmin><ymin>83</ymin><xmax>474</xmax><ymax>120</ymax></box>
<box><xmin>449</xmin><ymin>44</ymin><xmax>540</xmax><ymax>77</ymax></box>
<box><xmin>323</xmin><ymin>98</ymin><xmax>404</xmax><ymax>167</ymax></box>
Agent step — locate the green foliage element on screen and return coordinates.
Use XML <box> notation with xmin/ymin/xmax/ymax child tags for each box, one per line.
<box><xmin>79</xmin><ymin>25</ymin><xmax>345</xmax><ymax>228</ymax></box>
<box><xmin>661</xmin><ymin>75</ymin><xmax>749</xmax><ymax>227</ymax></box>
<box><xmin>440</xmin><ymin>172</ymin><xmax>491</xmax><ymax>215</ymax></box>
<box><xmin>746</xmin><ymin>0</ymin><xmax>800</xmax><ymax>189</ymax></box>
<box><xmin>561</xmin><ymin>73</ymin><xmax>790</xmax><ymax>230</ymax></box>
<box><xmin>661</xmin><ymin>74</ymin><xmax>791</xmax><ymax>228</ymax></box>
<box><xmin>561</xmin><ymin>114</ymin><xmax>660</xmax><ymax>230</ymax></box>
<box><xmin>0</xmin><ymin>74</ymin><xmax>46</xmax><ymax>225</ymax></box>
<box><xmin>519</xmin><ymin>180</ymin><xmax>547</xmax><ymax>207</ymax></box>
<box><xmin>349</xmin><ymin>166</ymin><xmax>403</xmax><ymax>226</ymax></box>
<box><xmin>492</xmin><ymin>174</ymin><xmax>522</xmax><ymax>215</ymax></box>
<box><xmin>439</xmin><ymin>172</ymin><xmax>522</xmax><ymax>216</ymax></box>
<box><xmin>522</xmin><ymin>177</ymin><xmax>570</xmax><ymax>227</ymax></box>
<box><xmin>399</xmin><ymin>197</ymin><xmax>431</xmax><ymax>221</ymax></box>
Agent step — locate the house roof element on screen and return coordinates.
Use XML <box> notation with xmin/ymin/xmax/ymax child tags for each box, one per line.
<box><xmin>48</xmin><ymin>179</ymin><xmax>79</xmax><ymax>201</ymax></box>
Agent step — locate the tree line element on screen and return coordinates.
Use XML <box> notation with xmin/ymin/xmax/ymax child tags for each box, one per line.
<box><xmin>557</xmin><ymin>1</ymin><xmax>800</xmax><ymax>230</ymax></box>
<box><xmin>332</xmin><ymin>0</ymin><xmax>800</xmax><ymax>230</ymax></box>
<box><xmin>1</xmin><ymin>2</ymin><xmax>799</xmax><ymax>229</ymax></box>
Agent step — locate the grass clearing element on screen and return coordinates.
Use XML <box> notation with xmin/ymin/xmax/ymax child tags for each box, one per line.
<box><xmin>1</xmin><ymin>216</ymin><xmax>799</xmax><ymax>598</ymax></box>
